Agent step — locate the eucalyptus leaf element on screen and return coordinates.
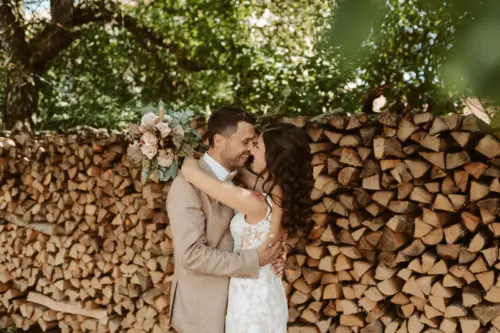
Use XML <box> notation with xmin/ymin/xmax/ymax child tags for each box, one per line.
<box><xmin>142</xmin><ymin>168</ymin><xmax>151</xmax><ymax>183</ymax></box>
<box><xmin>191</xmin><ymin>128</ymin><xmax>202</xmax><ymax>140</ymax></box>
<box><xmin>170</xmin><ymin>161</ymin><xmax>178</xmax><ymax>178</ymax></box>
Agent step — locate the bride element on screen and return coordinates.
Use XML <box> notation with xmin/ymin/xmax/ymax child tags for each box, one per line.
<box><xmin>181</xmin><ymin>123</ymin><xmax>314</xmax><ymax>333</ymax></box>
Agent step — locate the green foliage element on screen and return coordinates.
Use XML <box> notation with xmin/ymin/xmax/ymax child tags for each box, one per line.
<box><xmin>324</xmin><ymin>0</ymin><xmax>500</xmax><ymax>113</ymax></box>
<box><xmin>35</xmin><ymin>0</ymin><xmax>355</xmax><ymax>130</ymax></box>
<box><xmin>10</xmin><ymin>0</ymin><xmax>500</xmax><ymax>130</ymax></box>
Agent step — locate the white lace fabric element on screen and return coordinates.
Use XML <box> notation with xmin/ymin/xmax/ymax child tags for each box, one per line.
<box><xmin>225</xmin><ymin>195</ymin><xmax>288</xmax><ymax>333</ymax></box>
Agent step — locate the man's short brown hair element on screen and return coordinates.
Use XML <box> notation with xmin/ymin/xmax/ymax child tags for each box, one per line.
<box><xmin>207</xmin><ymin>106</ymin><xmax>255</xmax><ymax>147</ymax></box>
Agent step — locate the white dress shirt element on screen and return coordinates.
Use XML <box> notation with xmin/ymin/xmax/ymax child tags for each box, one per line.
<box><xmin>203</xmin><ymin>153</ymin><xmax>231</xmax><ymax>181</ymax></box>
<box><xmin>203</xmin><ymin>153</ymin><xmax>239</xmax><ymax>214</ymax></box>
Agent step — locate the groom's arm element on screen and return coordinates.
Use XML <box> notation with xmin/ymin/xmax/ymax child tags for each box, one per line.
<box><xmin>167</xmin><ymin>177</ymin><xmax>260</xmax><ymax>278</ymax></box>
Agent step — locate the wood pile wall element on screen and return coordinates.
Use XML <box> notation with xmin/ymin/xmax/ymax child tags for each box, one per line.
<box><xmin>2</xmin><ymin>111</ymin><xmax>500</xmax><ymax>333</ymax></box>
<box><xmin>286</xmin><ymin>111</ymin><xmax>500</xmax><ymax>333</ymax></box>
<box><xmin>0</xmin><ymin>129</ymin><xmax>174</xmax><ymax>333</ymax></box>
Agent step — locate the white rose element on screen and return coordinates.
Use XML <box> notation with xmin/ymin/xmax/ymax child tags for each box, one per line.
<box><xmin>157</xmin><ymin>149</ymin><xmax>175</xmax><ymax>167</ymax></box>
<box><xmin>155</xmin><ymin>122</ymin><xmax>172</xmax><ymax>138</ymax></box>
<box><xmin>141</xmin><ymin>132</ymin><xmax>158</xmax><ymax>145</ymax></box>
<box><xmin>141</xmin><ymin>112</ymin><xmax>159</xmax><ymax>127</ymax></box>
<box><xmin>141</xmin><ymin>143</ymin><xmax>158</xmax><ymax>160</ymax></box>
<box><xmin>173</xmin><ymin>124</ymin><xmax>185</xmax><ymax>138</ymax></box>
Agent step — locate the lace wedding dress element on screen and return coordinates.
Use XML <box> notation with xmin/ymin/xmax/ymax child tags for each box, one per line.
<box><xmin>225</xmin><ymin>195</ymin><xmax>288</xmax><ymax>333</ymax></box>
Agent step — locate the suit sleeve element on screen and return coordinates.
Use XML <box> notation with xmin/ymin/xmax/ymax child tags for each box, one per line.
<box><xmin>167</xmin><ymin>178</ymin><xmax>260</xmax><ymax>278</ymax></box>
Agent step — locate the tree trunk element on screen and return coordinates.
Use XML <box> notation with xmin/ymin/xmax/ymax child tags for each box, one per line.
<box><xmin>3</xmin><ymin>67</ymin><xmax>39</xmax><ymax>129</ymax></box>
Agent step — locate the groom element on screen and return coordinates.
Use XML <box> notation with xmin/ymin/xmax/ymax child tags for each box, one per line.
<box><xmin>167</xmin><ymin>107</ymin><xmax>285</xmax><ymax>333</ymax></box>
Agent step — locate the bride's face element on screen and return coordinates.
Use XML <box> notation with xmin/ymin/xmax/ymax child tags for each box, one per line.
<box><xmin>249</xmin><ymin>133</ymin><xmax>267</xmax><ymax>174</ymax></box>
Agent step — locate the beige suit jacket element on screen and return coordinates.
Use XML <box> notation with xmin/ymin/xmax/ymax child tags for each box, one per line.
<box><xmin>167</xmin><ymin>158</ymin><xmax>260</xmax><ymax>333</ymax></box>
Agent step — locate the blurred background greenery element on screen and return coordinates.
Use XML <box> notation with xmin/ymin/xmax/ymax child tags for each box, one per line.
<box><xmin>1</xmin><ymin>0</ymin><xmax>500</xmax><ymax>130</ymax></box>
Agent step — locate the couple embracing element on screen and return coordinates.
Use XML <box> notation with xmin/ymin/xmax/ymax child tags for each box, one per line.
<box><xmin>167</xmin><ymin>107</ymin><xmax>314</xmax><ymax>333</ymax></box>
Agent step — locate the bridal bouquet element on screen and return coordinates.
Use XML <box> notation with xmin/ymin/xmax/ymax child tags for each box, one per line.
<box><xmin>126</xmin><ymin>102</ymin><xmax>201</xmax><ymax>184</ymax></box>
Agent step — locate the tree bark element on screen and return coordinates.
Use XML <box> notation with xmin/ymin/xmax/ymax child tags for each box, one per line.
<box><xmin>3</xmin><ymin>68</ymin><xmax>40</xmax><ymax>129</ymax></box>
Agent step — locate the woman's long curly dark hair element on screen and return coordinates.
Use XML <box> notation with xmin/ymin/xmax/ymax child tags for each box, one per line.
<box><xmin>258</xmin><ymin>123</ymin><xmax>314</xmax><ymax>238</ymax></box>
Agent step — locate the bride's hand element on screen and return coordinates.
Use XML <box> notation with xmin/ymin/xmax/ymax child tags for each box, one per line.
<box><xmin>181</xmin><ymin>156</ymin><xmax>199</xmax><ymax>180</ymax></box>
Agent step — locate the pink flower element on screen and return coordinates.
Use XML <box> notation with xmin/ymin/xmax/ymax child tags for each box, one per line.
<box><xmin>141</xmin><ymin>132</ymin><xmax>158</xmax><ymax>146</ymax></box>
<box><xmin>172</xmin><ymin>125</ymin><xmax>185</xmax><ymax>148</ymax></box>
<box><xmin>141</xmin><ymin>143</ymin><xmax>158</xmax><ymax>160</ymax></box>
<box><xmin>141</xmin><ymin>112</ymin><xmax>159</xmax><ymax>127</ymax></box>
<box><xmin>155</xmin><ymin>122</ymin><xmax>172</xmax><ymax>138</ymax></box>
<box><xmin>173</xmin><ymin>124</ymin><xmax>185</xmax><ymax>138</ymax></box>
<box><xmin>158</xmin><ymin>149</ymin><xmax>175</xmax><ymax>167</ymax></box>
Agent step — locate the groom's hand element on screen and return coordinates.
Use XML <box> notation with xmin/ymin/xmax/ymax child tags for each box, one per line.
<box><xmin>257</xmin><ymin>234</ymin><xmax>282</xmax><ymax>267</ymax></box>
<box><xmin>271</xmin><ymin>232</ymin><xmax>288</xmax><ymax>277</ymax></box>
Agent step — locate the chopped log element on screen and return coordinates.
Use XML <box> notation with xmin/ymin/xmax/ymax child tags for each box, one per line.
<box><xmin>414</xmin><ymin>112</ymin><xmax>433</xmax><ymax>124</ymax></box>
<box><xmin>444</xmin><ymin>113</ymin><xmax>461</xmax><ymax>130</ymax></box>
<box><xmin>360</xmin><ymin>159</ymin><xmax>380</xmax><ymax>179</ymax></box>
<box><xmin>464</xmin><ymin>162</ymin><xmax>489</xmax><ymax>180</ymax></box>
<box><xmin>441</xmin><ymin>176</ymin><xmax>459</xmax><ymax>195</ymax></box>
<box><xmin>27</xmin><ymin>292</ymin><xmax>107</xmax><ymax>321</ymax></box>
<box><xmin>433</xmin><ymin>194</ymin><xmax>456</xmax><ymax>212</ymax></box>
<box><xmin>372</xmin><ymin>191</ymin><xmax>395</xmax><ymax>207</ymax></box>
<box><xmin>328</xmin><ymin>157</ymin><xmax>342</xmax><ymax>174</ymax></box>
<box><xmin>398</xmin><ymin>182</ymin><xmax>415</xmax><ymax>200</ymax></box>
<box><xmin>459</xmin><ymin>317</ymin><xmax>480</xmax><ymax>333</ymax></box>
<box><xmin>454</xmin><ymin>170</ymin><xmax>469</xmax><ymax>193</ymax></box>
<box><xmin>338</xmin><ymin>167</ymin><xmax>360</xmax><ymax>186</ymax></box>
<box><xmin>329</xmin><ymin>115</ymin><xmax>346</xmax><ymax>129</ymax></box>
<box><xmin>410</xmin><ymin>187</ymin><xmax>433</xmax><ymax>204</ymax></box>
<box><xmin>476</xmin><ymin>135</ymin><xmax>500</xmax><ymax>158</ymax></box>
<box><xmin>360</xmin><ymin>127</ymin><xmax>377</xmax><ymax>146</ymax></box>
<box><xmin>473</xmin><ymin>303</ymin><xmax>500</xmax><ymax>325</ymax></box>
<box><xmin>325</xmin><ymin>131</ymin><xmax>343</xmax><ymax>144</ymax></box>
<box><xmin>430</xmin><ymin>117</ymin><xmax>449</xmax><ymax>135</ymax></box>
<box><xmin>339</xmin><ymin>135</ymin><xmax>362</xmax><ymax>147</ymax></box>
<box><xmin>470</xmin><ymin>181</ymin><xmax>490</xmax><ymax>202</ymax></box>
<box><xmin>374</xmin><ymin>138</ymin><xmax>406</xmax><ymax>159</ymax></box>
<box><xmin>314</xmin><ymin>175</ymin><xmax>339</xmax><ymax>195</ymax></box>
<box><xmin>461</xmin><ymin>212</ymin><xmax>480</xmax><ymax>233</ymax></box>
<box><xmin>444</xmin><ymin>303</ymin><xmax>468</xmax><ymax>318</ymax></box>
<box><xmin>310</xmin><ymin>142</ymin><xmax>334</xmax><ymax>154</ymax></box>
<box><xmin>340</xmin><ymin>148</ymin><xmax>363</xmax><ymax>167</ymax></box>
<box><xmin>446</xmin><ymin>151</ymin><xmax>470</xmax><ymax>169</ymax></box>
<box><xmin>363</xmin><ymin>174</ymin><xmax>381</xmax><ymax>190</ymax></box>
<box><xmin>451</xmin><ymin>132</ymin><xmax>472</xmax><ymax>147</ymax></box>
<box><xmin>419</xmin><ymin>152</ymin><xmax>445</xmax><ymax>169</ymax></box>
<box><xmin>398</xmin><ymin>119</ymin><xmax>420</xmax><ymax>142</ymax></box>
<box><xmin>463</xmin><ymin>286</ymin><xmax>482</xmax><ymax>307</ymax></box>
<box><xmin>404</xmin><ymin>160</ymin><xmax>430</xmax><ymax>179</ymax></box>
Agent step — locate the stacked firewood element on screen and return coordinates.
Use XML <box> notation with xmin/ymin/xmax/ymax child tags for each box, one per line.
<box><xmin>0</xmin><ymin>127</ymin><xmax>175</xmax><ymax>333</ymax></box>
<box><xmin>284</xmin><ymin>111</ymin><xmax>500</xmax><ymax>333</ymax></box>
<box><xmin>2</xmin><ymin>110</ymin><xmax>500</xmax><ymax>333</ymax></box>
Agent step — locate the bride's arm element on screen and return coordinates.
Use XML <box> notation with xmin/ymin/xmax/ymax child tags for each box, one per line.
<box><xmin>237</xmin><ymin>168</ymin><xmax>267</xmax><ymax>192</ymax></box>
<box><xmin>181</xmin><ymin>157</ymin><xmax>268</xmax><ymax>219</ymax></box>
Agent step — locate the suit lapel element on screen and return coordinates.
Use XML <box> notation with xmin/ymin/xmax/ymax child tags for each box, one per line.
<box><xmin>199</xmin><ymin>157</ymin><xmax>218</xmax><ymax>178</ymax></box>
<box><xmin>198</xmin><ymin>158</ymin><xmax>231</xmax><ymax>211</ymax></box>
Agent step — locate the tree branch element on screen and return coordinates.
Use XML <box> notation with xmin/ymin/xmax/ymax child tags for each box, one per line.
<box><xmin>27</xmin><ymin>0</ymin><xmax>106</xmax><ymax>70</ymax></box>
<box><xmin>117</xmin><ymin>12</ymin><xmax>206</xmax><ymax>71</ymax></box>
<box><xmin>28</xmin><ymin>1</ymin><xmax>206</xmax><ymax>72</ymax></box>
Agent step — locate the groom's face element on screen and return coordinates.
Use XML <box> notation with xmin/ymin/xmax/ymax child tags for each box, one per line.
<box><xmin>220</xmin><ymin>121</ymin><xmax>255</xmax><ymax>169</ymax></box>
